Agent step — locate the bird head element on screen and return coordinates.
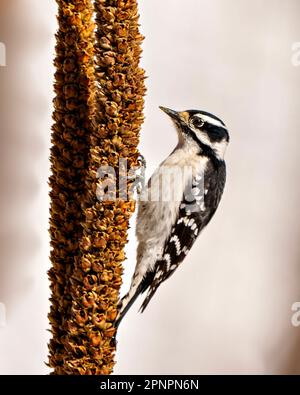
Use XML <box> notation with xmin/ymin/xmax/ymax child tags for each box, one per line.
<box><xmin>159</xmin><ymin>106</ymin><xmax>229</xmax><ymax>160</ymax></box>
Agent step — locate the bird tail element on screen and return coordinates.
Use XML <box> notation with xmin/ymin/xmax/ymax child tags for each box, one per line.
<box><xmin>139</xmin><ymin>284</ymin><xmax>161</xmax><ymax>313</ymax></box>
<box><xmin>114</xmin><ymin>270</ymin><xmax>155</xmax><ymax>329</ymax></box>
<box><xmin>139</xmin><ymin>258</ymin><xmax>169</xmax><ymax>313</ymax></box>
<box><xmin>114</xmin><ymin>283</ymin><xmax>144</xmax><ymax>329</ymax></box>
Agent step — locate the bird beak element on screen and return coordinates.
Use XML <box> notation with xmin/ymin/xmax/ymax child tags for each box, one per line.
<box><xmin>159</xmin><ymin>106</ymin><xmax>181</xmax><ymax>122</ymax></box>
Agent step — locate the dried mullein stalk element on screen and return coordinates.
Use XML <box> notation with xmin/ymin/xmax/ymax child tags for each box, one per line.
<box><xmin>48</xmin><ymin>0</ymin><xmax>98</xmax><ymax>374</ymax></box>
<box><xmin>64</xmin><ymin>0</ymin><xmax>146</xmax><ymax>374</ymax></box>
<box><xmin>48</xmin><ymin>0</ymin><xmax>145</xmax><ymax>375</ymax></box>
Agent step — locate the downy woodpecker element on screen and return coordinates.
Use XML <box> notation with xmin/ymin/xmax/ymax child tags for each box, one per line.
<box><xmin>115</xmin><ymin>107</ymin><xmax>229</xmax><ymax>327</ymax></box>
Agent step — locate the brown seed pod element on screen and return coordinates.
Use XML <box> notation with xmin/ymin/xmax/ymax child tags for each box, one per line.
<box><xmin>49</xmin><ymin>0</ymin><xmax>145</xmax><ymax>376</ymax></box>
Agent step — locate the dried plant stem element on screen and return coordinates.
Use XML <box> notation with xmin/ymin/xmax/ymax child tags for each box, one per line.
<box><xmin>48</xmin><ymin>0</ymin><xmax>145</xmax><ymax>375</ymax></box>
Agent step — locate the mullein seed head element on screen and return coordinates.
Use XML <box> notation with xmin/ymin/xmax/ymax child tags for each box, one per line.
<box><xmin>49</xmin><ymin>0</ymin><xmax>145</xmax><ymax>375</ymax></box>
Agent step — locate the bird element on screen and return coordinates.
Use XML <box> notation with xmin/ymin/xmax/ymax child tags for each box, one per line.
<box><xmin>115</xmin><ymin>106</ymin><xmax>229</xmax><ymax>328</ymax></box>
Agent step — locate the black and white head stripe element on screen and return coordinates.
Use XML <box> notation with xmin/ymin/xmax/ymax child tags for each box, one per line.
<box><xmin>189</xmin><ymin>112</ymin><xmax>228</xmax><ymax>136</ymax></box>
<box><xmin>188</xmin><ymin>110</ymin><xmax>226</xmax><ymax>128</ymax></box>
<box><xmin>186</xmin><ymin>110</ymin><xmax>230</xmax><ymax>158</ymax></box>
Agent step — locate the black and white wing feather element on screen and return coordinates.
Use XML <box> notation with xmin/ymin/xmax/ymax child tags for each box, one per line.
<box><xmin>139</xmin><ymin>161</ymin><xmax>226</xmax><ymax>312</ymax></box>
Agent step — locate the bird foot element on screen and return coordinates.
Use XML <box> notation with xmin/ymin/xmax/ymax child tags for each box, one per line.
<box><xmin>128</xmin><ymin>154</ymin><xmax>146</xmax><ymax>197</ymax></box>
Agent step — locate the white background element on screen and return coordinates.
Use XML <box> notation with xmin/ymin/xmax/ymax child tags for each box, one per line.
<box><xmin>0</xmin><ymin>0</ymin><xmax>300</xmax><ymax>374</ymax></box>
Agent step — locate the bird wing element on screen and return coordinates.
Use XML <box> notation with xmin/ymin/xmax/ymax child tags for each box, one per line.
<box><xmin>139</xmin><ymin>161</ymin><xmax>226</xmax><ymax>312</ymax></box>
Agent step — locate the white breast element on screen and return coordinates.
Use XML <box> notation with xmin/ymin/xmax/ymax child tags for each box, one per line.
<box><xmin>135</xmin><ymin>146</ymin><xmax>208</xmax><ymax>271</ymax></box>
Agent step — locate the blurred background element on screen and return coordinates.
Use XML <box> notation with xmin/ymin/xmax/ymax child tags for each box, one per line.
<box><xmin>0</xmin><ymin>0</ymin><xmax>300</xmax><ymax>374</ymax></box>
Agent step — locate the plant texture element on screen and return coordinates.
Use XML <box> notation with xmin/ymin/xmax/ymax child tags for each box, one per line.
<box><xmin>48</xmin><ymin>0</ymin><xmax>145</xmax><ymax>375</ymax></box>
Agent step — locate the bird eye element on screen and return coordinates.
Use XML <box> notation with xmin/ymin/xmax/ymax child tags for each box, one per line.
<box><xmin>191</xmin><ymin>116</ymin><xmax>205</xmax><ymax>129</ymax></box>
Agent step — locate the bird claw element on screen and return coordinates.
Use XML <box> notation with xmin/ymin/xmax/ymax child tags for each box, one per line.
<box><xmin>128</xmin><ymin>154</ymin><xmax>146</xmax><ymax>197</ymax></box>
<box><xmin>137</xmin><ymin>154</ymin><xmax>146</xmax><ymax>169</ymax></box>
<box><xmin>129</xmin><ymin>174</ymin><xmax>146</xmax><ymax>197</ymax></box>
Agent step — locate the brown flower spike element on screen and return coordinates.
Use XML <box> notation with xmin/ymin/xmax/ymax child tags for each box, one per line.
<box><xmin>48</xmin><ymin>0</ymin><xmax>145</xmax><ymax>374</ymax></box>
